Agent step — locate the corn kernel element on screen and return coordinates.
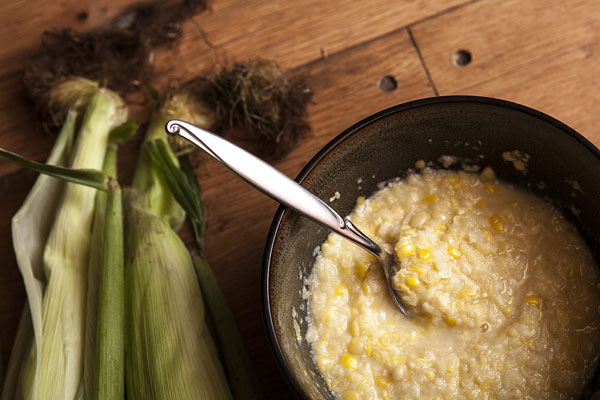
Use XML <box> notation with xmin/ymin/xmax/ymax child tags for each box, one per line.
<box><xmin>425</xmin><ymin>369</ymin><xmax>436</xmax><ymax>382</ymax></box>
<box><xmin>434</xmin><ymin>224</ymin><xmax>447</xmax><ymax>234</ymax></box>
<box><xmin>448</xmin><ymin>247</ymin><xmax>462</xmax><ymax>258</ymax></box>
<box><xmin>415</xmin><ymin>159</ymin><xmax>426</xmax><ymax>169</ymax></box>
<box><xmin>489</xmin><ymin>214</ymin><xmax>506</xmax><ymax>233</ymax></box>
<box><xmin>501</xmin><ymin>304</ymin><xmax>514</xmax><ymax>316</ymax></box>
<box><xmin>396</xmin><ymin>242</ymin><xmax>416</xmax><ymax>258</ymax></box>
<box><xmin>350</xmin><ymin>319</ymin><xmax>360</xmax><ymax>337</ymax></box>
<box><xmin>348</xmin><ymin>337</ymin><xmax>363</xmax><ymax>354</ymax></box>
<box><xmin>425</xmin><ymin>194</ymin><xmax>438</xmax><ymax>204</ymax></box>
<box><xmin>459</xmin><ymin>287</ymin><xmax>477</xmax><ymax>299</ymax></box>
<box><xmin>418</xmin><ymin>248</ymin><xmax>432</xmax><ymax>262</ymax></box>
<box><xmin>343</xmin><ymin>391</ymin><xmax>360</xmax><ymax>400</ymax></box>
<box><xmin>480</xmin><ymin>378</ymin><xmax>498</xmax><ymax>392</ymax></box>
<box><xmin>445</xmin><ymin>317</ymin><xmax>457</xmax><ymax>327</ymax></box>
<box><xmin>524</xmin><ymin>295</ymin><xmax>541</xmax><ymax>309</ymax></box>
<box><xmin>316</xmin><ymin>357</ymin><xmax>331</xmax><ymax>370</ymax></box>
<box><xmin>355</xmin><ymin>261</ymin><xmax>370</xmax><ymax>279</ymax></box>
<box><xmin>513</xmin><ymin>160</ymin><xmax>526</xmax><ymax>171</ymax></box>
<box><xmin>448</xmin><ymin>175</ymin><xmax>462</xmax><ymax>190</ymax></box>
<box><xmin>392</xmin><ymin>357</ymin><xmax>406</xmax><ymax>365</ymax></box>
<box><xmin>335</xmin><ymin>284</ymin><xmax>349</xmax><ymax>297</ymax></box>
<box><xmin>406</xmin><ymin>277</ymin><xmax>421</xmax><ymax>288</ymax></box>
<box><xmin>378</xmin><ymin>333</ymin><xmax>395</xmax><ymax>347</ymax></box>
<box><xmin>321</xmin><ymin>308</ymin><xmax>334</xmax><ymax>325</ymax></box>
<box><xmin>480</xmin><ymin>167</ymin><xmax>495</xmax><ymax>181</ymax></box>
<box><xmin>392</xmin><ymin>365</ymin><xmax>407</xmax><ymax>381</ymax></box>
<box><xmin>361</xmin><ymin>280</ymin><xmax>370</xmax><ymax>296</ymax></box>
<box><xmin>412</xmin><ymin>266</ymin><xmax>426</xmax><ymax>276</ymax></box>
<box><xmin>375</xmin><ymin>375</ymin><xmax>390</xmax><ymax>388</ymax></box>
<box><xmin>340</xmin><ymin>354</ymin><xmax>358</xmax><ymax>369</ymax></box>
<box><xmin>483</xmin><ymin>229</ymin><xmax>494</xmax><ymax>243</ymax></box>
<box><xmin>356</xmin><ymin>196</ymin><xmax>365</xmax><ymax>206</ymax></box>
<box><xmin>484</xmin><ymin>182</ymin><xmax>496</xmax><ymax>193</ymax></box>
<box><xmin>446</xmin><ymin>357</ymin><xmax>459</xmax><ymax>374</ymax></box>
<box><xmin>401</xmin><ymin>228</ymin><xmax>416</xmax><ymax>237</ymax></box>
<box><xmin>366</xmin><ymin>341</ymin><xmax>373</xmax><ymax>357</ymax></box>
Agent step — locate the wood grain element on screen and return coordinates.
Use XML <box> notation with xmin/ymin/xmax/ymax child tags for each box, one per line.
<box><xmin>179</xmin><ymin>0</ymin><xmax>472</xmax><ymax>68</ymax></box>
<box><xmin>410</xmin><ymin>0</ymin><xmax>600</xmax><ymax>143</ymax></box>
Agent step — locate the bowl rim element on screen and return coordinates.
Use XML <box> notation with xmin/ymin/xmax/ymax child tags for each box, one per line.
<box><xmin>261</xmin><ymin>95</ymin><xmax>600</xmax><ymax>399</ymax></box>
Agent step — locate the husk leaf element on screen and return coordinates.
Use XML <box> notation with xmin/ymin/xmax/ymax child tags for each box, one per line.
<box><xmin>124</xmin><ymin>191</ymin><xmax>232</xmax><ymax>400</ymax></box>
<box><xmin>1</xmin><ymin>109</ymin><xmax>77</xmax><ymax>400</ymax></box>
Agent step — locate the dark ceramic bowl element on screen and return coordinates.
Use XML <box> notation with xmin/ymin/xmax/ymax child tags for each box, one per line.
<box><xmin>262</xmin><ymin>96</ymin><xmax>600</xmax><ymax>399</ymax></box>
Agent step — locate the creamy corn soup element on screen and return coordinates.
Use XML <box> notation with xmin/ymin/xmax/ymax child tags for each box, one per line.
<box><xmin>307</xmin><ymin>167</ymin><xmax>600</xmax><ymax>399</ymax></box>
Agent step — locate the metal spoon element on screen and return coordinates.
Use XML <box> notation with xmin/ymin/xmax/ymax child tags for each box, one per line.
<box><xmin>165</xmin><ymin>119</ymin><xmax>410</xmax><ymax>317</ymax></box>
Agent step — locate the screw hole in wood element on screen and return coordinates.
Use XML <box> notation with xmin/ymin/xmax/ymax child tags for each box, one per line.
<box><xmin>453</xmin><ymin>49</ymin><xmax>472</xmax><ymax>67</ymax></box>
<box><xmin>378</xmin><ymin>75</ymin><xmax>397</xmax><ymax>93</ymax></box>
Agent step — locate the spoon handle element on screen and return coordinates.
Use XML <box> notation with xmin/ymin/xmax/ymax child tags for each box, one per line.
<box><xmin>166</xmin><ymin>119</ymin><xmax>382</xmax><ymax>256</ymax></box>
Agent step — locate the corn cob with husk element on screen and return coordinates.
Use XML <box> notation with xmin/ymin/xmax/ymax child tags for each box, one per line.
<box><xmin>0</xmin><ymin>77</ymin><xmax>127</xmax><ymax>400</ymax></box>
<box><xmin>148</xmin><ymin>145</ymin><xmax>264</xmax><ymax>400</ymax></box>
<box><xmin>35</xmin><ymin>81</ymin><xmax>126</xmax><ymax>400</ymax></box>
<box><xmin>0</xmin><ymin>143</ymin><xmax>126</xmax><ymax>400</ymax></box>
<box><xmin>145</xmin><ymin>87</ymin><xmax>264</xmax><ymax>399</ymax></box>
<box><xmin>1</xmin><ymin>104</ymin><xmax>77</xmax><ymax>400</ymax></box>
<box><xmin>124</xmin><ymin>92</ymin><xmax>232</xmax><ymax>400</ymax></box>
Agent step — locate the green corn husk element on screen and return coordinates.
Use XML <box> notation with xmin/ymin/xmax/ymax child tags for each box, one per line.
<box><xmin>34</xmin><ymin>85</ymin><xmax>126</xmax><ymax>400</ymax></box>
<box><xmin>2</xmin><ymin>107</ymin><xmax>77</xmax><ymax>400</ymax></box>
<box><xmin>95</xmin><ymin>182</ymin><xmax>124</xmax><ymax>400</ymax></box>
<box><xmin>0</xmin><ymin>145</ymin><xmax>123</xmax><ymax>400</ymax></box>
<box><xmin>9</xmin><ymin>80</ymin><xmax>127</xmax><ymax>400</ymax></box>
<box><xmin>146</xmin><ymin>142</ymin><xmax>263</xmax><ymax>399</ymax></box>
<box><xmin>0</xmin><ymin>83</ymin><xmax>125</xmax><ymax>399</ymax></box>
<box><xmin>3</xmin><ymin>307</ymin><xmax>34</xmax><ymax>400</ymax></box>
<box><xmin>178</xmin><ymin>155</ymin><xmax>263</xmax><ymax>400</ymax></box>
<box><xmin>81</xmin><ymin>144</ymin><xmax>124</xmax><ymax>400</ymax></box>
<box><xmin>131</xmin><ymin>92</ymin><xmax>199</xmax><ymax>230</ymax></box>
<box><xmin>79</xmin><ymin>120</ymin><xmax>136</xmax><ymax>400</ymax></box>
<box><xmin>125</xmin><ymin>90</ymin><xmax>231</xmax><ymax>399</ymax></box>
<box><xmin>124</xmin><ymin>192</ymin><xmax>232</xmax><ymax>400</ymax></box>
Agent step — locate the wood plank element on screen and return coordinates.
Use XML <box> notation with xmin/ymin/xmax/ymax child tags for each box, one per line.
<box><xmin>177</xmin><ymin>0</ymin><xmax>472</xmax><ymax>69</ymax></box>
<box><xmin>410</xmin><ymin>0</ymin><xmax>600</xmax><ymax>143</ymax></box>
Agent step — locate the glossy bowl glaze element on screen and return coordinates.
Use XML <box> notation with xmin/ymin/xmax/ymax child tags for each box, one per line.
<box><xmin>262</xmin><ymin>96</ymin><xmax>600</xmax><ymax>399</ymax></box>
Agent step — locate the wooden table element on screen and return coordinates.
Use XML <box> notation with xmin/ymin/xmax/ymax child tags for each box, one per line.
<box><xmin>1</xmin><ymin>0</ymin><xmax>598</xmax><ymax>397</ymax></box>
